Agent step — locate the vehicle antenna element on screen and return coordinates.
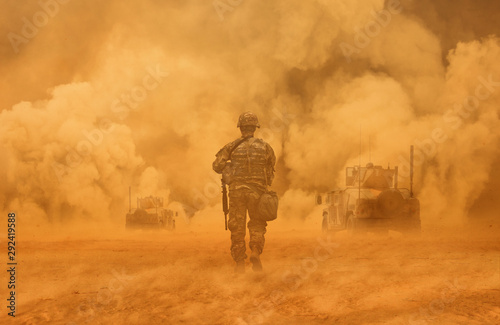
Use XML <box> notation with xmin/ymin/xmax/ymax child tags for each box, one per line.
<box><xmin>358</xmin><ymin>125</ymin><xmax>361</xmax><ymax>202</ymax></box>
<box><xmin>410</xmin><ymin>145</ymin><xmax>414</xmax><ymax>197</ymax></box>
<box><xmin>369</xmin><ymin>135</ymin><xmax>371</xmax><ymax>163</ymax></box>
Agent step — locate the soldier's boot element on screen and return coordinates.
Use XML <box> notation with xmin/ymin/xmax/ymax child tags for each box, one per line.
<box><xmin>234</xmin><ymin>260</ymin><xmax>245</xmax><ymax>274</ymax></box>
<box><xmin>250</xmin><ymin>250</ymin><xmax>263</xmax><ymax>272</ymax></box>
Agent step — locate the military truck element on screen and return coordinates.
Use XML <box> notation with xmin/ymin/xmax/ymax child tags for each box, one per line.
<box><xmin>126</xmin><ymin>190</ymin><xmax>176</xmax><ymax>230</ymax></box>
<box><xmin>317</xmin><ymin>146</ymin><xmax>420</xmax><ymax>233</ymax></box>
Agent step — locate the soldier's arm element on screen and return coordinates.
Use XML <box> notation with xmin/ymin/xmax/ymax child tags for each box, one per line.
<box><xmin>266</xmin><ymin>144</ymin><xmax>276</xmax><ymax>185</ymax></box>
<box><xmin>212</xmin><ymin>145</ymin><xmax>230</xmax><ymax>174</ymax></box>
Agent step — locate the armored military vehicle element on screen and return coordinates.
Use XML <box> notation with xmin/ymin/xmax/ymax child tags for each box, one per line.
<box><xmin>317</xmin><ymin>146</ymin><xmax>420</xmax><ymax>233</ymax></box>
<box><xmin>126</xmin><ymin>190</ymin><xmax>176</xmax><ymax>230</ymax></box>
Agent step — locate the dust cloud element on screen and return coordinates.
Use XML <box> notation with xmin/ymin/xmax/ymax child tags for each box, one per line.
<box><xmin>0</xmin><ymin>2</ymin><xmax>500</xmax><ymax>322</ymax></box>
<box><xmin>0</xmin><ymin>0</ymin><xmax>499</xmax><ymax>229</ymax></box>
<box><xmin>0</xmin><ymin>0</ymin><xmax>499</xmax><ymax>231</ymax></box>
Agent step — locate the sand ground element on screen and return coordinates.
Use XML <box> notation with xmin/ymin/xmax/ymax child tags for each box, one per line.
<box><xmin>1</xmin><ymin>221</ymin><xmax>499</xmax><ymax>325</ymax></box>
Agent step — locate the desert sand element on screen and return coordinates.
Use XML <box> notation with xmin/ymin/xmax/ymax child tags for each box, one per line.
<box><xmin>3</xmin><ymin>218</ymin><xmax>499</xmax><ymax>325</ymax></box>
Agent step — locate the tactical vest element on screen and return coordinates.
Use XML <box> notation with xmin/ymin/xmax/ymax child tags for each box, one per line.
<box><xmin>231</xmin><ymin>138</ymin><xmax>268</xmax><ymax>185</ymax></box>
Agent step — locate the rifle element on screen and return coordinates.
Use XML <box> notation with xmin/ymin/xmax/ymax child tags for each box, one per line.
<box><xmin>222</xmin><ymin>178</ymin><xmax>229</xmax><ymax>230</ymax></box>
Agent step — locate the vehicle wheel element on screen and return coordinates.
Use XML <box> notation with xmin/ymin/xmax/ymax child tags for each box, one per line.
<box><xmin>409</xmin><ymin>218</ymin><xmax>421</xmax><ymax>234</ymax></box>
<box><xmin>345</xmin><ymin>216</ymin><xmax>356</xmax><ymax>234</ymax></box>
<box><xmin>345</xmin><ymin>211</ymin><xmax>354</xmax><ymax>231</ymax></box>
<box><xmin>322</xmin><ymin>216</ymin><xmax>328</xmax><ymax>233</ymax></box>
<box><xmin>346</xmin><ymin>216</ymin><xmax>354</xmax><ymax>231</ymax></box>
<box><xmin>345</xmin><ymin>212</ymin><xmax>357</xmax><ymax>233</ymax></box>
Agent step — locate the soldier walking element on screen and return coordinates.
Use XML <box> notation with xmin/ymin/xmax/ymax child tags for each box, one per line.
<box><xmin>213</xmin><ymin>112</ymin><xmax>276</xmax><ymax>273</ymax></box>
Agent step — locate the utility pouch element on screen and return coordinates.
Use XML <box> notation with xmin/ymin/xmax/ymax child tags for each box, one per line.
<box><xmin>257</xmin><ymin>166</ymin><xmax>278</xmax><ymax>221</ymax></box>
<box><xmin>258</xmin><ymin>190</ymin><xmax>279</xmax><ymax>221</ymax></box>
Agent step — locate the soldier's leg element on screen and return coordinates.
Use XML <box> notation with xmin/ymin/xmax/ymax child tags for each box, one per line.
<box><xmin>228</xmin><ymin>191</ymin><xmax>247</xmax><ymax>263</ymax></box>
<box><xmin>247</xmin><ymin>191</ymin><xmax>267</xmax><ymax>255</ymax></box>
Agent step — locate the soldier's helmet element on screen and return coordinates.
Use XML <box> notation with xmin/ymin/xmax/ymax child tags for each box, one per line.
<box><xmin>237</xmin><ymin>112</ymin><xmax>260</xmax><ymax>128</ymax></box>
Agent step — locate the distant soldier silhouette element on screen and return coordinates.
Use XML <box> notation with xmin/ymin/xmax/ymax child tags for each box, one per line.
<box><xmin>213</xmin><ymin>112</ymin><xmax>276</xmax><ymax>273</ymax></box>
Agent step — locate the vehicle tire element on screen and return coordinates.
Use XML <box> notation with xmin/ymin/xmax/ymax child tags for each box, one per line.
<box><xmin>322</xmin><ymin>216</ymin><xmax>328</xmax><ymax>233</ymax></box>
<box><xmin>410</xmin><ymin>218</ymin><xmax>421</xmax><ymax>233</ymax></box>
<box><xmin>346</xmin><ymin>215</ymin><xmax>355</xmax><ymax>233</ymax></box>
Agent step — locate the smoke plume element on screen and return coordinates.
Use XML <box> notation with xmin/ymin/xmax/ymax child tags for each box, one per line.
<box><xmin>1</xmin><ymin>0</ymin><xmax>499</xmax><ymax>230</ymax></box>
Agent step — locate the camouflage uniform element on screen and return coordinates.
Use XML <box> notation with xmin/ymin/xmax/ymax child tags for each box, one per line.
<box><xmin>213</xmin><ymin>136</ymin><xmax>276</xmax><ymax>263</ymax></box>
